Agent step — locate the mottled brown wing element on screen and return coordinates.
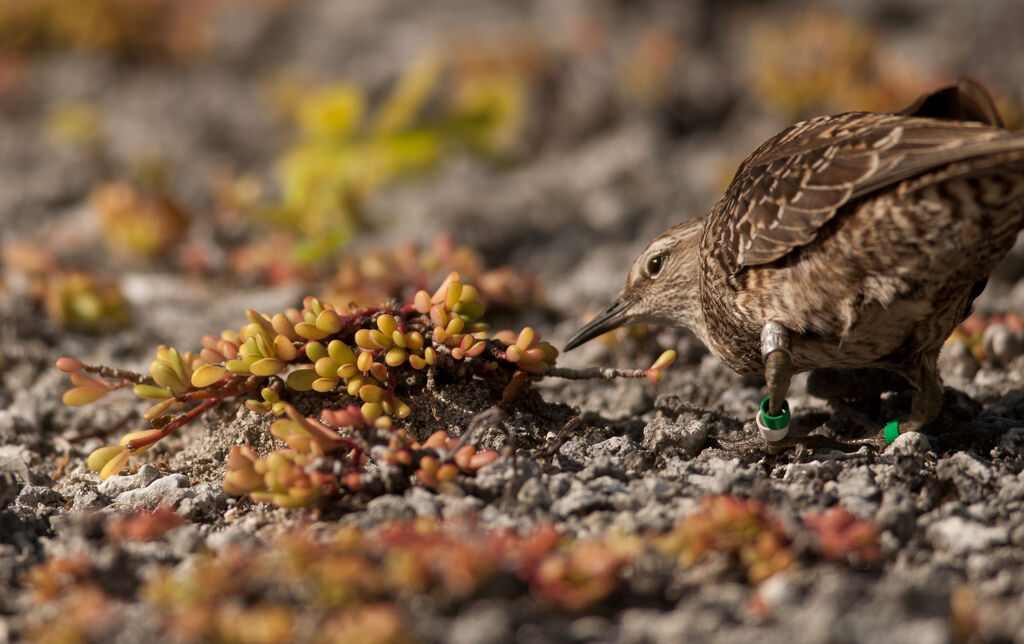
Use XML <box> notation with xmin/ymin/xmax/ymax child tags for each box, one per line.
<box><xmin>712</xmin><ymin>111</ymin><xmax>1021</xmax><ymax>273</ymax></box>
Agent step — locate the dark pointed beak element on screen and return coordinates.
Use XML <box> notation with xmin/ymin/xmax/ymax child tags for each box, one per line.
<box><xmin>564</xmin><ymin>297</ymin><xmax>637</xmax><ymax>351</ymax></box>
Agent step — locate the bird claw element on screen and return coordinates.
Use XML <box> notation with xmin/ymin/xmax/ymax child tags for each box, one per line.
<box><xmin>719</xmin><ymin>420</ymin><xmax>889</xmax><ymax>455</ymax></box>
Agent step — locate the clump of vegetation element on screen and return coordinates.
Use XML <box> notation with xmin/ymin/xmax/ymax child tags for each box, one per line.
<box><xmin>748</xmin><ymin>9</ymin><xmax>926</xmax><ymax>117</ymax></box>
<box><xmin>658</xmin><ymin>495</ymin><xmax>795</xmax><ymax>583</ymax></box>
<box><xmin>21</xmin><ymin>500</ymin><xmax>881</xmax><ymax>641</ymax></box>
<box><xmin>0</xmin><ymin>0</ymin><xmax>271</xmax><ymax>61</ymax></box>
<box><xmin>259</xmin><ymin>52</ymin><xmax>535</xmax><ymax>263</ymax></box>
<box><xmin>43</xmin><ymin>100</ymin><xmax>106</xmax><ymax>147</ymax></box>
<box><xmin>803</xmin><ymin>505</ymin><xmax>882</xmax><ymax>566</ymax></box>
<box><xmin>90</xmin><ymin>181</ymin><xmax>190</xmax><ymax>260</ymax></box>
<box><xmin>322</xmin><ymin>234</ymin><xmax>541</xmax><ymax>313</ymax></box>
<box><xmin>59</xmin><ymin>270</ymin><xmax>674</xmax><ymax>507</ymax></box>
<box><xmin>2</xmin><ymin>242</ymin><xmax>130</xmax><ymax>333</ymax></box>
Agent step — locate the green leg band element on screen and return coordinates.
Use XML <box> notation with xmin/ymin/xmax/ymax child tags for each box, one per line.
<box><xmin>759</xmin><ymin>397</ymin><xmax>790</xmax><ymax>429</ymax></box>
<box><xmin>884</xmin><ymin>415</ymin><xmax>906</xmax><ymax>444</ymax></box>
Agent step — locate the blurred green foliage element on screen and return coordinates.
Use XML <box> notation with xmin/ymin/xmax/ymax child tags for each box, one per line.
<box><xmin>264</xmin><ymin>54</ymin><xmax>532</xmax><ymax>261</ymax></box>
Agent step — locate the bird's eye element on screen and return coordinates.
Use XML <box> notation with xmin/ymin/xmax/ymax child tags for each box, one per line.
<box><xmin>646</xmin><ymin>254</ymin><xmax>664</xmax><ymax>278</ymax></box>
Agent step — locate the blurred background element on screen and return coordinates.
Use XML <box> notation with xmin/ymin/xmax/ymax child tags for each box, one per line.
<box><xmin>2</xmin><ymin>0</ymin><xmax>1024</xmax><ymax>352</ymax></box>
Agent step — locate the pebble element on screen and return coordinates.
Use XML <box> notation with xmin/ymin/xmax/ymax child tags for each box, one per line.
<box><xmin>14</xmin><ymin>484</ymin><xmax>64</xmax><ymax>508</ymax></box>
<box><xmin>439</xmin><ymin>495</ymin><xmax>485</xmax><ymax>521</ymax></box>
<box><xmin>97</xmin><ymin>464</ymin><xmax>162</xmax><ymax>497</ymax></box>
<box><xmin>588</xmin><ymin>435</ymin><xmax>635</xmax><ymax>458</ymax></box>
<box><xmin>406</xmin><ymin>486</ymin><xmax>441</xmax><ymax>517</ymax></box>
<box><xmin>472</xmin><ymin>459</ymin><xmax>523</xmax><ymax>498</ymax></box>
<box><xmin>642</xmin><ymin>416</ymin><xmax>708</xmax><ymax>457</ymax></box>
<box><xmin>937</xmin><ymin>339</ymin><xmax>979</xmax><ymax>382</ymax></box>
<box><xmin>884</xmin><ymin>431</ymin><xmax>932</xmax><ymax>459</ymax></box>
<box><xmin>176</xmin><ymin>481</ymin><xmax>227</xmax><ymax>520</ymax></box>
<box><xmin>448</xmin><ymin>601</ymin><xmax>513</xmax><ymax>644</ymax></box>
<box><xmin>926</xmin><ymin>516</ymin><xmax>1008</xmax><ymax>555</ymax></box>
<box><xmin>206</xmin><ymin>525</ymin><xmax>264</xmax><ymax>552</ymax></box>
<box><xmin>365</xmin><ymin>494</ymin><xmax>414</xmax><ymax>521</ymax></box>
<box><xmin>113</xmin><ymin>473</ymin><xmax>191</xmax><ymax>509</ymax></box>
<box><xmin>936</xmin><ymin>452</ymin><xmax>993</xmax><ymax>503</ymax></box>
<box><xmin>515</xmin><ymin>476</ymin><xmax>552</xmax><ymax>510</ymax></box>
<box><xmin>551</xmin><ymin>480</ymin><xmax>608</xmax><ymax>517</ymax></box>
<box><xmin>982</xmin><ymin>323</ymin><xmax>1024</xmax><ymax>366</ymax></box>
<box><xmin>835</xmin><ymin>466</ymin><xmax>881</xmax><ymax>517</ymax></box>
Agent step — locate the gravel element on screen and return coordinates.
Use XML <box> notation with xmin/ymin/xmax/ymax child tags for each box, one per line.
<box><xmin>3</xmin><ymin>0</ymin><xmax>1024</xmax><ymax>642</ymax></box>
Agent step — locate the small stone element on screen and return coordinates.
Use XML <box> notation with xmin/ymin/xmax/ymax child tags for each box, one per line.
<box><xmin>587</xmin><ymin>475</ymin><xmax>627</xmax><ymax>495</ymax></box>
<box><xmin>936</xmin><ymin>452</ymin><xmax>993</xmax><ymax>503</ymax></box>
<box><xmin>439</xmin><ymin>495</ymin><xmax>485</xmax><ymax>521</ymax></box>
<box><xmin>14</xmin><ymin>484</ymin><xmax>64</xmax><ymax>508</ymax></box>
<box><xmin>70</xmin><ymin>488</ymin><xmax>108</xmax><ymax>512</ymax></box>
<box><xmin>588</xmin><ymin>435</ymin><xmax>635</xmax><ymax>458</ymax></box>
<box><xmin>982</xmin><ymin>323</ymin><xmax>1024</xmax><ymax>366</ymax></box>
<box><xmin>516</xmin><ymin>476</ymin><xmax>552</xmax><ymax>510</ymax></box>
<box><xmin>875</xmin><ymin>488</ymin><xmax>916</xmax><ymax>542</ymax></box>
<box><xmin>0</xmin><ymin>444</ymin><xmax>33</xmax><ymax>485</ymax></box>
<box><xmin>996</xmin><ymin>428</ymin><xmax>1024</xmax><ymax>456</ymax></box>
<box><xmin>926</xmin><ymin>516</ymin><xmax>1007</xmax><ymax>555</ymax></box>
<box><xmin>835</xmin><ymin>466</ymin><xmax>881</xmax><ymax>516</ymax></box>
<box><xmin>114</xmin><ymin>473</ymin><xmax>191</xmax><ymax>509</ymax></box>
<box><xmin>633</xmin><ymin>475</ymin><xmax>677</xmax><ymax>505</ymax></box>
<box><xmin>176</xmin><ymin>481</ymin><xmax>227</xmax><ymax>520</ymax></box>
<box><xmin>472</xmin><ymin>459</ymin><xmax>520</xmax><ymax>498</ymax></box>
<box><xmin>885</xmin><ymin>431</ymin><xmax>932</xmax><ymax>458</ymax></box>
<box><xmin>448</xmin><ymin>600</ymin><xmax>513</xmax><ymax>644</ymax></box>
<box><xmin>406</xmin><ymin>487</ymin><xmax>441</xmax><ymax>517</ymax></box>
<box><xmin>207</xmin><ymin>525</ymin><xmax>263</xmax><ymax>552</ymax></box>
<box><xmin>938</xmin><ymin>339</ymin><xmax>979</xmax><ymax>382</ymax></box>
<box><xmin>551</xmin><ymin>481</ymin><xmax>608</xmax><ymax>517</ymax></box>
<box><xmin>556</xmin><ymin>438</ymin><xmax>587</xmax><ymax>468</ymax></box>
<box><xmin>642</xmin><ymin>416</ymin><xmax>707</xmax><ymax>457</ymax></box>
<box><xmin>756</xmin><ymin>572</ymin><xmax>801</xmax><ymax>610</ymax></box>
<box><xmin>98</xmin><ymin>464</ymin><xmax>162</xmax><ymax>497</ymax></box>
<box><xmin>365</xmin><ymin>494</ymin><xmax>414</xmax><ymax>521</ymax></box>
<box><xmin>1011</xmin><ymin>523</ymin><xmax>1024</xmax><ymax>548</ymax></box>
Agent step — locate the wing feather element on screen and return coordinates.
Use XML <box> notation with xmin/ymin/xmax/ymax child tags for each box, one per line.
<box><xmin>710</xmin><ymin>81</ymin><xmax>1024</xmax><ymax>273</ymax></box>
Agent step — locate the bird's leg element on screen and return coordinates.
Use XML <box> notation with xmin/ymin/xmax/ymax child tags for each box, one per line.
<box><xmin>884</xmin><ymin>357</ymin><xmax>942</xmax><ymax>443</ymax></box>
<box><xmin>757</xmin><ymin>321</ymin><xmax>793</xmax><ymax>442</ymax></box>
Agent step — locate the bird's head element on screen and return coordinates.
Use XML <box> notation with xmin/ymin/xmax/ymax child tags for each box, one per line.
<box><xmin>564</xmin><ymin>217</ymin><xmax>704</xmax><ymax>351</ymax></box>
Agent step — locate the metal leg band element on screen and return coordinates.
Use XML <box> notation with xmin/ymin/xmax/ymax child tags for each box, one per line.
<box><xmin>761</xmin><ymin>321</ymin><xmax>791</xmax><ymax>362</ymax></box>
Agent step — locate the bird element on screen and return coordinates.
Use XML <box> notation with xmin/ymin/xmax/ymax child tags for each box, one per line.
<box><xmin>564</xmin><ymin>78</ymin><xmax>1024</xmax><ymax>447</ymax></box>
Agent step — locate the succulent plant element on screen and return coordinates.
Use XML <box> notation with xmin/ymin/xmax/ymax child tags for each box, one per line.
<box><xmin>22</xmin><ymin>494</ymin><xmax>887</xmax><ymax>642</ymax></box>
<box><xmin>659</xmin><ymin>495</ymin><xmax>796</xmax><ymax>583</ymax></box>
<box><xmin>58</xmin><ymin>267</ymin><xmax>673</xmax><ymax>508</ymax></box>
<box><xmin>90</xmin><ymin>182</ymin><xmax>189</xmax><ymax>260</ymax></box>
<box><xmin>803</xmin><ymin>506</ymin><xmax>882</xmax><ymax>566</ymax></box>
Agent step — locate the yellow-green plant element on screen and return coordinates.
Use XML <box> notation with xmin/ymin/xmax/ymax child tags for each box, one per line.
<box><xmin>59</xmin><ymin>269</ymin><xmax>675</xmax><ymax>507</ymax></box>
<box><xmin>263</xmin><ymin>54</ymin><xmax>533</xmax><ymax>261</ymax></box>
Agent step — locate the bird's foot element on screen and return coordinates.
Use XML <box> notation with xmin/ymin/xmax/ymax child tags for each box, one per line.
<box><xmin>719</xmin><ymin>432</ymin><xmax>883</xmax><ymax>455</ymax></box>
<box><xmin>720</xmin><ymin>405</ymin><xmax>890</xmax><ymax>455</ymax></box>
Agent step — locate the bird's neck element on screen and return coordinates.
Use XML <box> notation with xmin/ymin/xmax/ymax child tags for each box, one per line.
<box><xmin>660</xmin><ymin>218</ymin><xmax>708</xmax><ymax>338</ymax></box>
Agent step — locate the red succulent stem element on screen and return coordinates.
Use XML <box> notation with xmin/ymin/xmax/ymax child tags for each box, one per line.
<box><xmin>125</xmin><ymin>398</ymin><xmax>220</xmax><ymax>449</ymax></box>
<box><xmin>154</xmin><ymin>398</ymin><xmax>219</xmax><ymax>434</ymax></box>
<box><xmin>106</xmin><ymin>379</ymin><xmax>138</xmax><ymax>392</ymax></box>
<box><xmin>79</xmin><ymin>362</ymin><xmax>155</xmax><ymax>385</ymax></box>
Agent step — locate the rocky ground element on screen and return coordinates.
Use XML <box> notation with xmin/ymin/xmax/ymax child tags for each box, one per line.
<box><xmin>3</xmin><ymin>1</ymin><xmax>1024</xmax><ymax>642</ymax></box>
